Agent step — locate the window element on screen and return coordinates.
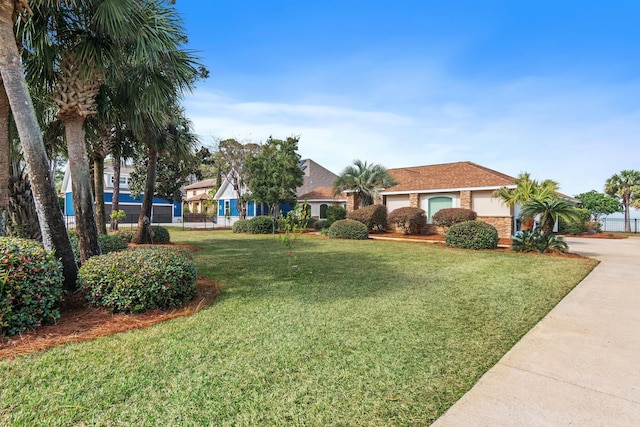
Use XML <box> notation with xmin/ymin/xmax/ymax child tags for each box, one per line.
<box><xmin>224</xmin><ymin>200</ymin><xmax>230</xmax><ymax>217</ymax></box>
<box><xmin>428</xmin><ymin>197</ymin><xmax>453</xmax><ymax>222</ymax></box>
<box><xmin>319</xmin><ymin>204</ymin><xmax>328</xmax><ymax>219</ymax></box>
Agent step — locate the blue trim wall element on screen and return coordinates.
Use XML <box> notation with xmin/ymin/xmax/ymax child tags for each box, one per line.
<box><xmin>64</xmin><ymin>191</ymin><xmax>179</xmax><ymax>217</ymax></box>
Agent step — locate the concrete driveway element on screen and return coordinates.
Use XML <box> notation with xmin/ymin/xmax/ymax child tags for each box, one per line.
<box><xmin>432</xmin><ymin>237</ymin><xmax>640</xmax><ymax>426</ymax></box>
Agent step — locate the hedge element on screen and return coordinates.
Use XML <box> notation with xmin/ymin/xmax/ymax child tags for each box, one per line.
<box><xmin>445</xmin><ymin>220</ymin><xmax>499</xmax><ymax>250</ymax></box>
<box><xmin>347</xmin><ymin>204</ymin><xmax>387</xmax><ymax>232</ymax></box>
<box><xmin>328</xmin><ymin>219</ymin><xmax>369</xmax><ymax>240</ymax></box>
<box><xmin>248</xmin><ymin>216</ymin><xmax>276</xmax><ymax>234</ymax></box>
<box><xmin>432</xmin><ymin>208</ymin><xmax>477</xmax><ymax>227</ymax></box>
<box><xmin>232</xmin><ymin>219</ymin><xmax>249</xmax><ymax>233</ymax></box>
<box><xmin>387</xmin><ymin>207</ymin><xmax>426</xmax><ymax>235</ymax></box>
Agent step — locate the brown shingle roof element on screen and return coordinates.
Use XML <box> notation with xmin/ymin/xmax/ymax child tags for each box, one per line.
<box><xmin>184</xmin><ymin>179</ymin><xmax>217</xmax><ymax>190</ymax></box>
<box><xmin>299</xmin><ymin>186</ymin><xmax>345</xmax><ymax>201</ymax></box>
<box><xmin>384</xmin><ymin>161</ymin><xmax>515</xmax><ymax>193</ymax></box>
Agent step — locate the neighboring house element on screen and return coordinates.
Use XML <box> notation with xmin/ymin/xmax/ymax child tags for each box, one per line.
<box><xmin>183</xmin><ymin>179</ymin><xmax>217</xmax><ymax>214</ymax></box>
<box><xmin>212</xmin><ymin>159</ymin><xmax>345</xmax><ymax>226</ymax></box>
<box><xmin>62</xmin><ymin>160</ymin><xmax>182</xmax><ymax>224</ymax></box>
<box><xmin>352</xmin><ymin>161</ymin><xmax>519</xmax><ymax>238</ymax></box>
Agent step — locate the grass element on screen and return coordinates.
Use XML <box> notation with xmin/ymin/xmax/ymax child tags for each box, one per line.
<box><xmin>0</xmin><ymin>231</ymin><xmax>597</xmax><ymax>426</ymax></box>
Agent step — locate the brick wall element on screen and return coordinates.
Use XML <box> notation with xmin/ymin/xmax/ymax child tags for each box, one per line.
<box><xmin>460</xmin><ymin>190</ymin><xmax>472</xmax><ymax>210</ymax></box>
<box><xmin>409</xmin><ymin>193</ymin><xmax>419</xmax><ymax>208</ymax></box>
<box><xmin>477</xmin><ymin>216</ymin><xmax>513</xmax><ymax>239</ymax></box>
<box><xmin>346</xmin><ymin>192</ymin><xmax>358</xmax><ymax>213</ymax></box>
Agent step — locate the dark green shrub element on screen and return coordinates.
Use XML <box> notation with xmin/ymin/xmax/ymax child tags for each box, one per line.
<box><xmin>387</xmin><ymin>207</ymin><xmax>426</xmax><ymax>234</ymax></box>
<box><xmin>314</xmin><ymin>219</ymin><xmax>329</xmax><ymax>230</ymax></box>
<box><xmin>114</xmin><ymin>230</ymin><xmax>134</xmax><ymax>243</ymax></box>
<box><xmin>328</xmin><ymin>219</ymin><xmax>369</xmax><ymax>240</ymax></box>
<box><xmin>432</xmin><ymin>208</ymin><xmax>477</xmax><ymax>227</ymax></box>
<box><xmin>0</xmin><ymin>237</ymin><xmax>63</xmax><ymax>336</ymax></box>
<box><xmin>151</xmin><ymin>226</ymin><xmax>170</xmax><ymax>243</ymax></box>
<box><xmin>558</xmin><ymin>207</ymin><xmax>591</xmax><ymax>235</ymax></box>
<box><xmin>512</xmin><ymin>230</ymin><xmax>568</xmax><ymax>253</ymax></box>
<box><xmin>326</xmin><ymin>205</ymin><xmax>346</xmax><ymax>226</ymax></box>
<box><xmin>69</xmin><ymin>230</ymin><xmax>128</xmax><ymax>263</ymax></box>
<box><xmin>232</xmin><ymin>219</ymin><xmax>249</xmax><ymax>233</ymax></box>
<box><xmin>347</xmin><ymin>204</ymin><xmax>387</xmax><ymax>232</ymax></box>
<box><xmin>78</xmin><ymin>247</ymin><xmax>197</xmax><ymax>313</ymax></box>
<box><xmin>248</xmin><ymin>216</ymin><xmax>276</xmax><ymax>234</ymax></box>
<box><xmin>445</xmin><ymin>220</ymin><xmax>498</xmax><ymax>250</ymax></box>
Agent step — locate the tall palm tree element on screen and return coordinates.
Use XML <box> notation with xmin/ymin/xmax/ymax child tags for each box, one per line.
<box><xmin>493</xmin><ymin>172</ymin><xmax>559</xmax><ymax>230</ymax></box>
<box><xmin>334</xmin><ymin>159</ymin><xmax>397</xmax><ymax>208</ymax></box>
<box><xmin>519</xmin><ymin>197</ymin><xmax>581</xmax><ymax>236</ymax></box>
<box><xmin>0</xmin><ymin>1</ymin><xmax>78</xmax><ymax>289</ymax></box>
<box><xmin>605</xmin><ymin>170</ymin><xmax>640</xmax><ymax>233</ymax></box>
<box><xmin>0</xmin><ymin>83</ymin><xmax>9</xmax><ymax>236</ymax></box>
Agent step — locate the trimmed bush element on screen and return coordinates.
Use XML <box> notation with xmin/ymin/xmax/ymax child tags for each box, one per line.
<box><xmin>328</xmin><ymin>219</ymin><xmax>369</xmax><ymax>240</ymax></box>
<box><xmin>248</xmin><ymin>216</ymin><xmax>276</xmax><ymax>234</ymax></box>
<box><xmin>151</xmin><ymin>226</ymin><xmax>170</xmax><ymax>243</ymax></box>
<box><xmin>325</xmin><ymin>205</ymin><xmax>346</xmax><ymax>226</ymax></box>
<box><xmin>314</xmin><ymin>219</ymin><xmax>329</xmax><ymax>230</ymax></box>
<box><xmin>114</xmin><ymin>230</ymin><xmax>135</xmax><ymax>243</ymax></box>
<box><xmin>78</xmin><ymin>247</ymin><xmax>197</xmax><ymax>313</ymax></box>
<box><xmin>445</xmin><ymin>220</ymin><xmax>499</xmax><ymax>250</ymax></box>
<box><xmin>432</xmin><ymin>208</ymin><xmax>477</xmax><ymax>227</ymax></box>
<box><xmin>387</xmin><ymin>207</ymin><xmax>426</xmax><ymax>235</ymax></box>
<box><xmin>347</xmin><ymin>204</ymin><xmax>387</xmax><ymax>232</ymax></box>
<box><xmin>69</xmin><ymin>230</ymin><xmax>129</xmax><ymax>263</ymax></box>
<box><xmin>0</xmin><ymin>237</ymin><xmax>63</xmax><ymax>336</ymax></box>
<box><xmin>232</xmin><ymin>219</ymin><xmax>249</xmax><ymax>233</ymax></box>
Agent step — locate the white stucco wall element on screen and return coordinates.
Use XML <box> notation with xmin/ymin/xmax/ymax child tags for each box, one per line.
<box><xmin>472</xmin><ymin>191</ymin><xmax>511</xmax><ymax>216</ymax></box>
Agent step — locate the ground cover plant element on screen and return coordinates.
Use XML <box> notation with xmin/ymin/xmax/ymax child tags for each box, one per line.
<box><xmin>0</xmin><ymin>231</ymin><xmax>596</xmax><ymax>426</ymax></box>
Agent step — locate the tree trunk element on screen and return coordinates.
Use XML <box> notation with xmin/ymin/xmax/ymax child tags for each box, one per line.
<box><xmin>110</xmin><ymin>151</ymin><xmax>121</xmax><ymax>231</ymax></box>
<box><xmin>8</xmin><ymin>173</ymin><xmax>41</xmax><ymax>240</ymax></box>
<box><xmin>134</xmin><ymin>148</ymin><xmax>158</xmax><ymax>244</ymax></box>
<box><xmin>0</xmin><ymin>82</ymin><xmax>9</xmax><ymax>236</ymax></box>
<box><xmin>0</xmin><ymin>3</ymin><xmax>78</xmax><ymax>290</ymax></box>
<box><xmin>93</xmin><ymin>155</ymin><xmax>107</xmax><ymax>234</ymax></box>
<box><xmin>64</xmin><ymin>115</ymin><xmax>100</xmax><ymax>260</ymax></box>
<box><xmin>624</xmin><ymin>196</ymin><xmax>631</xmax><ymax>233</ymax></box>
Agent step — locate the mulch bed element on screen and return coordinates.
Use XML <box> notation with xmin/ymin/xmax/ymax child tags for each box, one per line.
<box><xmin>0</xmin><ymin>244</ymin><xmax>221</xmax><ymax>361</ymax></box>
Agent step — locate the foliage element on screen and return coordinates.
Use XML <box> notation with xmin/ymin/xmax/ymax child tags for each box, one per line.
<box><xmin>0</xmin><ymin>237</ymin><xmax>63</xmax><ymax>336</ymax></box>
<box><xmin>325</xmin><ymin>205</ymin><xmax>346</xmax><ymax>226</ymax></box>
<box><xmin>245</xmin><ymin>136</ymin><xmax>305</xmax><ymax>216</ymax></box>
<box><xmin>347</xmin><ymin>204</ymin><xmax>388</xmax><ymax>232</ymax></box>
<box><xmin>512</xmin><ymin>230</ymin><xmax>569</xmax><ymax>253</ymax></box>
<box><xmin>247</xmin><ymin>216</ymin><xmax>276</xmax><ymax>234</ymax></box>
<box><xmin>605</xmin><ymin>170</ymin><xmax>640</xmax><ymax>233</ymax></box>
<box><xmin>519</xmin><ymin>197</ymin><xmax>582</xmax><ymax>236</ymax></box>
<box><xmin>109</xmin><ymin>209</ymin><xmax>126</xmax><ymax>225</ymax></box>
<box><xmin>387</xmin><ymin>207</ymin><xmax>427</xmax><ymax>234</ymax></box>
<box><xmin>68</xmin><ymin>230</ymin><xmax>129</xmax><ymax>263</ymax></box>
<box><xmin>215</xmin><ymin>139</ymin><xmax>261</xmax><ymax>218</ymax></box>
<box><xmin>431</xmin><ymin>208</ymin><xmax>477</xmax><ymax>228</ymax></box>
<box><xmin>574</xmin><ymin>190</ymin><xmax>622</xmax><ymax>221</ymax></box>
<box><xmin>279</xmin><ymin>203</ymin><xmax>310</xmax><ymax>275</ymax></box>
<box><xmin>151</xmin><ymin>226</ymin><xmax>170</xmax><ymax>244</ymax></box>
<box><xmin>78</xmin><ymin>247</ymin><xmax>196</xmax><ymax>313</ymax></box>
<box><xmin>445</xmin><ymin>221</ymin><xmax>499</xmax><ymax>250</ymax></box>
<box><xmin>114</xmin><ymin>230</ymin><xmax>135</xmax><ymax>244</ymax></box>
<box><xmin>328</xmin><ymin>219</ymin><xmax>369</xmax><ymax>240</ymax></box>
<box><xmin>314</xmin><ymin>219</ymin><xmax>329</xmax><ymax>230</ymax></box>
<box><xmin>232</xmin><ymin>219</ymin><xmax>249</xmax><ymax>233</ymax></box>
<box><xmin>494</xmin><ymin>172</ymin><xmax>559</xmax><ymax>229</ymax></box>
<box><xmin>558</xmin><ymin>207</ymin><xmax>591</xmax><ymax>235</ymax></box>
<box><xmin>334</xmin><ymin>160</ymin><xmax>397</xmax><ymax>207</ymax></box>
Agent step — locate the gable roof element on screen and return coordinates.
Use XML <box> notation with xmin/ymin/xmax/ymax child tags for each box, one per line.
<box><xmin>299</xmin><ymin>186</ymin><xmax>346</xmax><ymax>201</ymax></box>
<box><xmin>296</xmin><ymin>159</ymin><xmax>339</xmax><ymax>198</ymax></box>
<box><xmin>384</xmin><ymin>161</ymin><xmax>516</xmax><ymax>193</ymax></box>
<box><xmin>184</xmin><ymin>179</ymin><xmax>217</xmax><ymax>191</ymax></box>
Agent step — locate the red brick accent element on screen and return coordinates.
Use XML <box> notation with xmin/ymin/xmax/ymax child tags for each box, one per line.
<box><xmin>346</xmin><ymin>192</ymin><xmax>359</xmax><ymax>213</ymax></box>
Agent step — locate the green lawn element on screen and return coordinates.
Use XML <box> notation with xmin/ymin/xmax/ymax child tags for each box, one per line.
<box><xmin>0</xmin><ymin>231</ymin><xmax>597</xmax><ymax>426</ymax></box>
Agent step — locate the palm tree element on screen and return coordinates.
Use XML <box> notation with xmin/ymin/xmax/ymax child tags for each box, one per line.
<box><xmin>0</xmin><ymin>83</ymin><xmax>9</xmax><ymax>236</ymax></box>
<box><xmin>0</xmin><ymin>1</ymin><xmax>78</xmax><ymax>289</ymax></box>
<box><xmin>493</xmin><ymin>172</ymin><xmax>559</xmax><ymax>230</ymax></box>
<box><xmin>519</xmin><ymin>197</ymin><xmax>581</xmax><ymax>236</ymax></box>
<box><xmin>605</xmin><ymin>170</ymin><xmax>640</xmax><ymax>233</ymax></box>
<box><xmin>334</xmin><ymin>160</ymin><xmax>397</xmax><ymax>208</ymax></box>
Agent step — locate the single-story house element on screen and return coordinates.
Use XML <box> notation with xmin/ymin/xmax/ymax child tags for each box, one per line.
<box><xmin>62</xmin><ymin>160</ymin><xmax>182</xmax><ymax>224</ymax></box>
<box><xmin>345</xmin><ymin>161</ymin><xmax>518</xmax><ymax>238</ymax></box>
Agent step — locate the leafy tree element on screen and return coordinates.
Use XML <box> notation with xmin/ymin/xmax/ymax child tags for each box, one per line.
<box><xmin>574</xmin><ymin>190</ymin><xmax>622</xmax><ymax>222</ymax></box>
<box><xmin>245</xmin><ymin>136</ymin><xmax>304</xmax><ymax>216</ymax></box>
<box><xmin>519</xmin><ymin>197</ymin><xmax>582</xmax><ymax>236</ymax></box>
<box><xmin>334</xmin><ymin>159</ymin><xmax>397</xmax><ymax>208</ymax></box>
<box><xmin>493</xmin><ymin>172</ymin><xmax>559</xmax><ymax>230</ymax></box>
<box><xmin>604</xmin><ymin>170</ymin><xmax>640</xmax><ymax>233</ymax></box>
<box><xmin>216</xmin><ymin>138</ymin><xmax>260</xmax><ymax>218</ymax></box>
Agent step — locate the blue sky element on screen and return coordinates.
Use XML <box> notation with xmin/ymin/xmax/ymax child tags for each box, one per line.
<box><xmin>174</xmin><ymin>1</ymin><xmax>639</xmax><ymax>198</ymax></box>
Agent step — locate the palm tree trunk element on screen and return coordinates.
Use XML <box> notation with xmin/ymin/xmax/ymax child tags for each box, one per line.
<box><xmin>93</xmin><ymin>155</ymin><xmax>107</xmax><ymax>234</ymax></box>
<box><xmin>0</xmin><ymin>82</ymin><xmax>9</xmax><ymax>236</ymax></box>
<box><xmin>110</xmin><ymin>151</ymin><xmax>121</xmax><ymax>231</ymax></box>
<box><xmin>134</xmin><ymin>147</ymin><xmax>158</xmax><ymax>244</ymax></box>
<box><xmin>0</xmin><ymin>3</ymin><xmax>78</xmax><ymax>290</ymax></box>
<box><xmin>624</xmin><ymin>196</ymin><xmax>631</xmax><ymax>233</ymax></box>
<box><xmin>64</xmin><ymin>115</ymin><xmax>101</xmax><ymax>260</ymax></box>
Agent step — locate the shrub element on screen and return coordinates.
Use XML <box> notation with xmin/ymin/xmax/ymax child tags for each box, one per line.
<box><xmin>512</xmin><ymin>230</ymin><xmax>568</xmax><ymax>253</ymax></box>
<box><xmin>0</xmin><ymin>237</ymin><xmax>63</xmax><ymax>336</ymax></box>
<box><xmin>114</xmin><ymin>230</ymin><xmax>135</xmax><ymax>243</ymax></box>
<box><xmin>314</xmin><ymin>219</ymin><xmax>329</xmax><ymax>230</ymax></box>
<box><xmin>68</xmin><ymin>230</ymin><xmax>129</xmax><ymax>263</ymax></box>
<box><xmin>248</xmin><ymin>216</ymin><xmax>276</xmax><ymax>234</ymax></box>
<box><xmin>78</xmin><ymin>247</ymin><xmax>197</xmax><ymax>313</ymax></box>
<box><xmin>232</xmin><ymin>219</ymin><xmax>249</xmax><ymax>233</ymax></box>
<box><xmin>328</xmin><ymin>219</ymin><xmax>369</xmax><ymax>240</ymax></box>
<box><xmin>558</xmin><ymin>207</ymin><xmax>591</xmax><ymax>235</ymax></box>
<box><xmin>347</xmin><ymin>204</ymin><xmax>387</xmax><ymax>232</ymax></box>
<box><xmin>325</xmin><ymin>205</ymin><xmax>346</xmax><ymax>226</ymax></box>
<box><xmin>387</xmin><ymin>207</ymin><xmax>426</xmax><ymax>234</ymax></box>
<box><xmin>432</xmin><ymin>208</ymin><xmax>477</xmax><ymax>227</ymax></box>
<box><xmin>445</xmin><ymin>220</ymin><xmax>498</xmax><ymax>250</ymax></box>
<box><xmin>151</xmin><ymin>226</ymin><xmax>170</xmax><ymax>243</ymax></box>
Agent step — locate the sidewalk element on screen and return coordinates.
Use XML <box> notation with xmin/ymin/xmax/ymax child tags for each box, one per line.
<box><xmin>432</xmin><ymin>237</ymin><xmax>640</xmax><ymax>426</ymax></box>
